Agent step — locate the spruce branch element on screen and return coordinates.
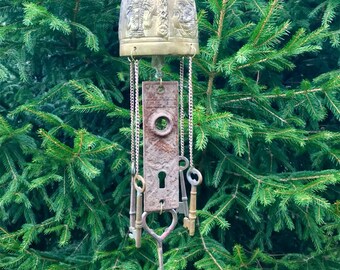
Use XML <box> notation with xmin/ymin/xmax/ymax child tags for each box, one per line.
<box><xmin>224</xmin><ymin>88</ymin><xmax>323</xmax><ymax>104</ymax></box>
<box><xmin>199</xmin><ymin>234</ymin><xmax>225</xmax><ymax>270</ymax></box>
<box><xmin>251</xmin><ymin>0</ymin><xmax>280</xmax><ymax>46</ymax></box>
<box><xmin>206</xmin><ymin>0</ymin><xmax>230</xmax><ymax>114</ymax></box>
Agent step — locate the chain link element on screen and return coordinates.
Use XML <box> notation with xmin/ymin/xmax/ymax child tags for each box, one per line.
<box><xmin>134</xmin><ymin>60</ymin><xmax>140</xmax><ymax>174</ymax></box>
<box><xmin>188</xmin><ymin>57</ymin><xmax>194</xmax><ymax>167</ymax></box>
<box><xmin>179</xmin><ymin>57</ymin><xmax>185</xmax><ymax>157</ymax></box>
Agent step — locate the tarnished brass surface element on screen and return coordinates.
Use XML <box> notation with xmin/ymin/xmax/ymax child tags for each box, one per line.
<box><xmin>183</xmin><ymin>185</ymin><xmax>196</xmax><ymax>236</ymax></box>
<box><xmin>119</xmin><ymin>0</ymin><xmax>199</xmax><ymax>56</ymax></box>
<box><xmin>143</xmin><ymin>81</ymin><xmax>179</xmax><ymax>212</ymax></box>
<box><xmin>183</xmin><ymin>168</ymin><xmax>202</xmax><ymax>235</ymax></box>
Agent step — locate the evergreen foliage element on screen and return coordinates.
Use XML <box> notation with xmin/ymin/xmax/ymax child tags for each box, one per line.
<box><xmin>0</xmin><ymin>0</ymin><xmax>339</xmax><ymax>269</ymax></box>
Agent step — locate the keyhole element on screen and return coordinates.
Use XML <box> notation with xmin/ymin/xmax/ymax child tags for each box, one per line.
<box><xmin>158</xmin><ymin>171</ymin><xmax>166</xmax><ymax>188</ymax></box>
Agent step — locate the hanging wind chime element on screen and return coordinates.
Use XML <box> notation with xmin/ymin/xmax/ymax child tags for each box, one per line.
<box><xmin>119</xmin><ymin>1</ymin><xmax>202</xmax><ymax>269</ymax></box>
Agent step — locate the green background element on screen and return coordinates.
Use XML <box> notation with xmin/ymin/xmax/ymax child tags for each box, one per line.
<box><xmin>0</xmin><ymin>0</ymin><xmax>339</xmax><ymax>269</ymax></box>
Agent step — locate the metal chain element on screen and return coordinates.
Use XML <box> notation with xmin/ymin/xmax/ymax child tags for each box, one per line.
<box><xmin>134</xmin><ymin>60</ymin><xmax>140</xmax><ymax>174</ymax></box>
<box><xmin>179</xmin><ymin>57</ymin><xmax>185</xmax><ymax>157</ymax></box>
<box><xmin>130</xmin><ymin>59</ymin><xmax>135</xmax><ymax>169</ymax></box>
<box><xmin>188</xmin><ymin>57</ymin><xmax>194</xmax><ymax>167</ymax></box>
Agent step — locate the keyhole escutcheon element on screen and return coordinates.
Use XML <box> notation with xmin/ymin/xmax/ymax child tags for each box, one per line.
<box><xmin>158</xmin><ymin>171</ymin><xmax>166</xmax><ymax>189</ymax></box>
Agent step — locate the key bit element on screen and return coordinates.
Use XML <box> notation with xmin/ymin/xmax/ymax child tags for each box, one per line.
<box><xmin>183</xmin><ymin>186</ymin><xmax>197</xmax><ymax>236</ymax></box>
<box><xmin>129</xmin><ymin>227</ymin><xmax>136</xmax><ymax>240</ymax></box>
<box><xmin>177</xmin><ymin>202</ymin><xmax>185</xmax><ymax>214</ymax></box>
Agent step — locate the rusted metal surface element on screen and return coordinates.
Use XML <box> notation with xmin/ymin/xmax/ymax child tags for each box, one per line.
<box><xmin>143</xmin><ymin>81</ymin><xmax>179</xmax><ymax>212</ymax></box>
<box><xmin>119</xmin><ymin>0</ymin><xmax>199</xmax><ymax>56</ymax></box>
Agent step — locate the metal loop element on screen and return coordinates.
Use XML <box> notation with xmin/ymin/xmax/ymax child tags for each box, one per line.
<box><xmin>179</xmin><ymin>156</ymin><xmax>189</xmax><ymax>171</ymax></box>
<box><xmin>142</xmin><ymin>209</ymin><xmax>178</xmax><ymax>244</ymax></box>
<box><xmin>130</xmin><ymin>46</ymin><xmax>137</xmax><ymax>61</ymax></box>
<box><xmin>186</xmin><ymin>167</ymin><xmax>203</xmax><ymax>186</ymax></box>
<box><xmin>133</xmin><ymin>175</ymin><xmax>146</xmax><ymax>193</ymax></box>
<box><xmin>160</xmin><ymin>200</ymin><xmax>164</xmax><ymax>215</ymax></box>
<box><xmin>190</xmin><ymin>44</ymin><xmax>197</xmax><ymax>59</ymax></box>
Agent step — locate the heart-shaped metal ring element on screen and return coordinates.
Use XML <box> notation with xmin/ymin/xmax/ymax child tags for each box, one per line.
<box><xmin>142</xmin><ymin>209</ymin><xmax>178</xmax><ymax>243</ymax></box>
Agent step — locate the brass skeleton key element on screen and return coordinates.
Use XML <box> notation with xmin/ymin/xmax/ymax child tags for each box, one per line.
<box><xmin>183</xmin><ymin>167</ymin><xmax>202</xmax><ymax>236</ymax></box>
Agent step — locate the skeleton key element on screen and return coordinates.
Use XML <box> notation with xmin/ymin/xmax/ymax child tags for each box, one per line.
<box><xmin>134</xmin><ymin>175</ymin><xmax>145</xmax><ymax>248</ymax></box>
<box><xmin>177</xmin><ymin>156</ymin><xmax>189</xmax><ymax>216</ymax></box>
<box><xmin>129</xmin><ymin>163</ymin><xmax>136</xmax><ymax>237</ymax></box>
<box><xmin>183</xmin><ymin>167</ymin><xmax>202</xmax><ymax>236</ymax></box>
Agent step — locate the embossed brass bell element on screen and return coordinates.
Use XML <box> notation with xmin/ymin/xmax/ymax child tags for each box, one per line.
<box><xmin>119</xmin><ymin>0</ymin><xmax>199</xmax><ymax>57</ymax></box>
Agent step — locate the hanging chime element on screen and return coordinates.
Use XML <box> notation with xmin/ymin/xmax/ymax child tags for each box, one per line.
<box><xmin>119</xmin><ymin>1</ymin><xmax>202</xmax><ymax>269</ymax></box>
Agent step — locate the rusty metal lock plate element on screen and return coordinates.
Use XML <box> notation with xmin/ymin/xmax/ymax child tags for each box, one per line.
<box><xmin>143</xmin><ymin>81</ymin><xmax>179</xmax><ymax>212</ymax></box>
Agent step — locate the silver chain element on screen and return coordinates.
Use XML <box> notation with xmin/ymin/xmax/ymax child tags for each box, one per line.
<box><xmin>188</xmin><ymin>57</ymin><xmax>194</xmax><ymax>167</ymax></box>
<box><xmin>130</xmin><ymin>59</ymin><xmax>135</xmax><ymax>169</ymax></box>
<box><xmin>134</xmin><ymin>60</ymin><xmax>140</xmax><ymax>174</ymax></box>
<box><xmin>179</xmin><ymin>57</ymin><xmax>185</xmax><ymax>157</ymax></box>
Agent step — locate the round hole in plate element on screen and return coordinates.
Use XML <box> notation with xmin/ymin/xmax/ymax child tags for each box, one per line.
<box><xmin>150</xmin><ymin>113</ymin><xmax>173</xmax><ymax>137</ymax></box>
<box><xmin>155</xmin><ymin>116</ymin><xmax>169</xmax><ymax>131</ymax></box>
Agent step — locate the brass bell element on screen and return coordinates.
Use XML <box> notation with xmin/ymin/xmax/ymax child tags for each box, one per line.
<box><xmin>119</xmin><ymin>0</ymin><xmax>199</xmax><ymax>57</ymax></box>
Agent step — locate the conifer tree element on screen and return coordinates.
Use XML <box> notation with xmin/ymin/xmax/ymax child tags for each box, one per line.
<box><xmin>0</xmin><ymin>0</ymin><xmax>339</xmax><ymax>269</ymax></box>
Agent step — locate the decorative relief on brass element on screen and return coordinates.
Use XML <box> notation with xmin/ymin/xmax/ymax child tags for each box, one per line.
<box><xmin>126</xmin><ymin>1</ymin><xmax>142</xmax><ymax>37</ymax></box>
<box><xmin>158</xmin><ymin>0</ymin><xmax>169</xmax><ymax>36</ymax></box>
<box><xmin>119</xmin><ymin>0</ymin><xmax>199</xmax><ymax>56</ymax></box>
<box><xmin>142</xmin><ymin>81</ymin><xmax>179</xmax><ymax>212</ymax></box>
<box><xmin>173</xmin><ymin>0</ymin><xmax>198</xmax><ymax>38</ymax></box>
<box><xmin>126</xmin><ymin>0</ymin><xmax>158</xmax><ymax>38</ymax></box>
